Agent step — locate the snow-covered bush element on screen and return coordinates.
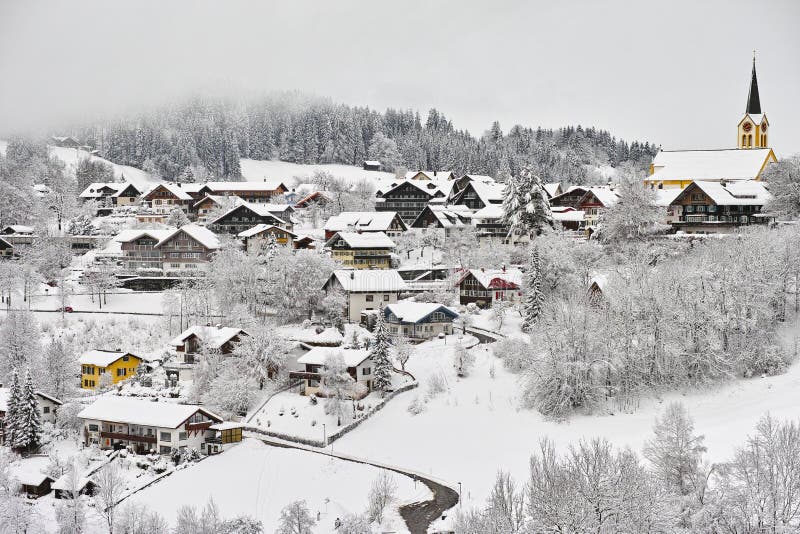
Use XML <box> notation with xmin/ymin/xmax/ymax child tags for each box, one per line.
<box><xmin>407</xmin><ymin>396</ymin><xmax>427</xmax><ymax>415</ymax></box>
<box><xmin>453</xmin><ymin>341</ymin><xmax>475</xmax><ymax>377</ymax></box>
<box><xmin>426</xmin><ymin>371</ymin><xmax>447</xmax><ymax>398</ymax></box>
<box><xmin>493</xmin><ymin>338</ymin><xmax>531</xmax><ymax>374</ymax></box>
<box><xmin>740</xmin><ymin>345</ymin><xmax>790</xmax><ymax>378</ymax></box>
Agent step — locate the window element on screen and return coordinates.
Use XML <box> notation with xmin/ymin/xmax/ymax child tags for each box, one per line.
<box><xmin>88</xmin><ymin>424</ymin><xmax>99</xmax><ymax>432</ymax></box>
<box><xmin>308</xmin><ymin>379</ymin><xmax>320</xmax><ymax>388</ymax></box>
<box><xmin>366</xmin><ymin>295</ymin><xmax>374</xmax><ymax>302</ymax></box>
<box><xmin>685</xmin><ymin>205</ymin><xmax>694</xmax><ymax>213</ymax></box>
<box><xmin>362</xmin><ymin>367</ymin><xmax>371</xmax><ymax>375</ymax></box>
<box><xmin>160</xmin><ymin>432</ymin><xmax>172</xmax><ymax>442</ymax></box>
<box><xmin>123</xmin><ymin>355</ymin><xmax>129</xmax><ymax>361</ymax></box>
<box><xmin>117</xmin><ymin>368</ymin><xmax>127</xmax><ymax>377</ymax></box>
<box><xmin>43</xmin><ymin>406</ymin><xmax>50</xmax><ymax>414</ymax></box>
<box><xmin>178</xmin><ymin>432</ymin><xmax>187</xmax><ymax>441</ymax></box>
<box><xmin>160</xmin><ymin>446</ymin><xmax>172</xmax><ymax>454</ymax></box>
<box><xmin>383</xmin><ymin>294</ymin><xmax>390</xmax><ymax>301</ymax></box>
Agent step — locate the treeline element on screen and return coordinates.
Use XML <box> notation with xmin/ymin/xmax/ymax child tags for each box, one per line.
<box><xmin>69</xmin><ymin>92</ymin><xmax>658</xmax><ymax>182</ymax></box>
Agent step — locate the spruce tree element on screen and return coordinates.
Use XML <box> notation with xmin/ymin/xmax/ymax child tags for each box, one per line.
<box><xmin>11</xmin><ymin>369</ymin><xmax>41</xmax><ymax>453</ymax></box>
<box><xmin>370</xmin><ymin>306</ymin><xmax>393</xmax><ymax>392</ymax></box>
<box><xmin>522</xmin><ymin>244</ymin><xmax>544</xmax><ymax>332</ymax></box>
<box><xmin>4</xmin><ymin>368</ymin><xmax>22</xmax><ymax>448</ymax></box>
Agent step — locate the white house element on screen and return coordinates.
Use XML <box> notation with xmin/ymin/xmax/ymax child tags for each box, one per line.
<box><xmin>0</xmin><ymin>387</ymin><xmax>62</xmax><ymax>444</ymax></box>
<box><xmin>78</xmin><ymin>396</ymin><xmax>229</xmax><ymax>455</ymax></box>
<box><xmin>383</xmin><ymin>302</ymin><xmax>459</xmax><ymax>341</ymax></box>
<box><xmin>291</xmin><ymin>347</ymin><xmax>374</xmax><ymax>396</ymax></box>
<box><xmin>323</xmin><ymin>269</ymin><xmax>407</xmax><ymax>322</ymax></box>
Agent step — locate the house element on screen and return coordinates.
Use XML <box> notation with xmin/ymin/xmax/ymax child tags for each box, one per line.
<box><xmin>0</xmin><ymin>225</ymin><xmax>36</xmax><ymax>247</ymax></box>
<box><xmin>169</xmin><ymin>325</ymin><xmax>248</xmax><ymax>361</ymax></box>
<box><xmin>290</xmin><ymin>327</ymin><xmax>345</xmax><ymax>348</ymax></box>
<box><xmin>78</xmin><ymin>396</ymin><xmax>225</xmax><ymax>454</ymax></box>
<box><xmin>576</xmin><ymin>187</ymin><xmax>619</xmax><ymax>228</ymax></box>
<box><xmin>290</xmin><ymin>347</ymin><xmax>374</xmax><ymax>397</ymax></box>
<box><xmin>405</xmin><ymin>170</ymin><xmax>455</xmax><ymax>181</ymax></box>
<box><xmin>50</xmin><ymin>136</ymin><xmax>80</xmax><ymax>148</ymax></box>
<box><xmin>294</xmin><ymin>191</ymin><xmax>331</xmax><ymax>209</ymax></box>
<box><xmin>471</xmin><ymin>205</ymin><xmax>515</xmax><ymax>244</ymax></box>
<box><xmin>363</xmin><ymin>160</ymin><xmax>381</xmax><ymax>171</ymax></box>
<box><xmin>118</xmin><ymin>224</ymin><xmax>220</xmax><ymax>274</ymax></box>
<box><xmin>645</xmin><ymin>148</ymin><xmax>777</xmax><ymax>190</ymax></box>
<box><xmin>457</xmin><ymin>268</ymin><xmax>523</xmax><ymax>307</ymax></box>
<box><xmin>199</xmin><ymin>180</ymin><xmax>288</xmax><ymax>204</ymax></box>
<box><xmin>411</xmin><ymin>205</ymin><xmax>472</xmax><ymax>236</ymax></box>
<box><xmin>324</xmin><ymin>211</ymin><xmax>408</xmax><ymax>240</ymax></box>
<box><xmin>191</xmin><ymin>194</ymin><xmax>244</xmax><ymax>221</ymax></box>
<box><xmin>292</xmin><ymin>235</ymin><xmax>316</xmax><ymax>250</ymax></box>
<box><xmin>375</xmin><ymin>180</ymin><xmax>455</xmax><ymax>223</ymax></box>
<box><xmin>239</xmin><ymin>224</ymin><xmax>298</xmax><ymax>252</ymax></box>
<box><xmin>79</xmin><ymin>350</ymin><xmax>142</xmax><ymax>390</ymax></box>
<box><xmin>53</xmin><ymin>474</ymin><xmax>98</xmax><ymax>499</ymax></box>
<box><xmin>205</xmin><ymin>422</ymin><xmax>245</xmax><ymax>455</ymax></box>
<box><xmin>323</xmin><ymin>269</ymin><xmax>407</xmax><ymax>322</ymax></box>
<box><xmin>141</xmin><ymin>183</ymin><xmax>195</xmax><ymax>219</ymax></box>
<box><xmin>207</xmin><ymin>203</ymin><xmax>293</xmax><ymax>235</ymax></box>
<box><xmin>383</xmin><ymin>302</ymin><xmax>459</xmax><ymax>341</ymax></box>
<box><xmin>667</xmin><ymin>180</ymin><xmax>773</xmax><ymax>233</ymax></box>
<box><xmin>79</xmin><ymin>182</ymin><xmax>120</xmax><ymax>204</ymax></box>
<box><xmin>449</xmin><ymin>181</ymin><xmax>505</xmax><ymax>210</ymax></box>
<box><xmin>548</xmin><ymin>186</ymin><xmax>590</xmax><ymax>208</ymax></box>
<box><xmin>16</xmin><ymin>471</ymin><xmax>54</xmax><ymax>498</ymax></box>
<box><xmin>324</xmin><ymin>231</ymin><xmax>396</xmax><ymax>269</ymax></box>
<box><xmin>544</xmin><ymin>183</ymin><xmax>563</xmax><ymax>199</ymax></box>
<box><xmin>0</xmin><ymin>237</ymin><xmax>13</xmax><ymax>258</ymax></box>
<box><xmin>0</xmin><ymin>388</ymin><xmax>62</xmax><ymax>444</ymax></box>
<box><xmin>112</xmin><ymin>183</ymin><xmax>142</xmax><ymax>206</ymax></box>
<box><xmin>551</xmin><ymin>206</ymin><xmax>586</xmax><ymax>231</ymax></box>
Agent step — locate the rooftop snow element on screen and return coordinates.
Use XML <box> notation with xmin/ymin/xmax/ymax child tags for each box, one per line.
<box><xmin>471</xmin><ymin>205</ymin><xmax>505</xmax><ymax>220</ymax></box>
<box><xmin>237</xmin><ymin>224</ymin><xmax>297</xmax><ymax>239</ymax></box>
<box><xmin>649</xmin><ymin>148</ymin><xmax>775</xmax><ymax>182</ymax></box>
<box><xmin>384</xmin><ymin>302</ymin><xmax>458</xmax><ymax>323</ymax></box>
<box><xmin>324</xmin><ymin>212</ymin><xmax>404</xmax><ymax>232</ymax></box>
<box><xmin>79</xmin><ymin>350</ymin><xmax>136</xmax><ymax>367</ymax></box>
<box><xmin>204</xmin><ymin>180</ymin><xmax>287</xmax><ymax>192</ymax></box>
<box><xmin>155</xmin><ymin>224</ymin><xmax>221</xmax><ymax>250</ymax></box>
<box><xmin>687</xmin><ymin>180</ymin><xmax>772</xmax><ymax>206</ymax></box>
<box><xmin>78</xmin><ymin>396</ymin><xmax>221</xmax><ymax>428</ymax></box>
<box><xmin>169</xmin><ymin>325</ymin><xmax>246</xmax><ymax>349</ymax></box>
<box><xmin>0</xmin><ymin>388</ymin><xmax>62</xmax><ymax>412</ymax></box>
<box><xmin>466</xmin><ymin>268</ymin><xmax>523</xmax><ymax>288</ymax></box>
<box><xmin>327</xmin><ymin>231</ymin><xmax>396</xmax><ymax>249</ymax></box>
<box><xmin>328</xmin><ymin>269</ymin><xmax>407</xmax><ymax>292</ymax></box>
<box><xmin>297</xmin><ymin>347</ymin><xmax>371</xmax><ymax>367</ymax></box>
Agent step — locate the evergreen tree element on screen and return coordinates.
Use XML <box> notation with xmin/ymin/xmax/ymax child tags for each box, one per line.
<box><xmin>370</xmin><ymin>306</ymin><xmax>393</xmax><ymax>392</ymax></box>
<box><xmin>4</xmin><ymin>368</ymin><xmax>22</xmax><ymax>448</ymax></box>
<box><xmin>522</xmin><ymin>245</ymin><xmax>544</xmax><ymax>332</ymax></box>
<box><xmin>11</xmin><ymin>368</ymin><xmax>42</xmax><ymax>453</ymax></box>
<box><xmin>502</xmin><ymin>166</ymin><xmax>552</xmax><ymax>239</ymax></box>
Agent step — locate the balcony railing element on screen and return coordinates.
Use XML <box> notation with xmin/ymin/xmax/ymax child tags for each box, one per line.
<box><xmin>100</xmin><ymin>431</ymin><xmax>157</xmax><ymax>444</ymax></box>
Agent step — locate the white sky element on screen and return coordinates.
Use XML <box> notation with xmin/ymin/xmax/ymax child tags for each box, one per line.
<box><xmin>1</xmin><ymin>0</ymin><xmax>798</xmax><ymax>155</ymax></box>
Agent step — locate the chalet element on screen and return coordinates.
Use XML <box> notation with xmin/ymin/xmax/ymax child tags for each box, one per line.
<box><xmin>576</xmin><ymin>187</ymin><xmax>619</xmax><ymax>228</ymax></box>
<box><xmin>363</xmin><ymin>160</ymin><xmax>381</xmax><ymax>171</ymax></box>
<box><xmin>323</xmin><ymin>269</ymin><xmax>407</xmax><ymax>322</ymax></box>
<box><xmin>294</xmin><ymin>191</ymin><xmax>331</xmax><ymax>209</ymax></box>
<box><xmin>78</xmin><ymin>396</ymin><xmax>227</xmax><ymax>455</ymax></box>
<box><xmin>405</xmin><ymin>170</ymin><xmax>455</xmax><ymax>181</ymax></box>
<box><xmin>668</xmin><ymin>180</ymin><xmax>773</xmax><ymax>234</ymax></box>
<box><xmin>50</xmin><ymin>136</ymin><xmax>80</xmax><ymax>148</ymax></box>
<box><xmin>191</xmin><ymin>194</ymin><xmax>243</xmax><ymax>221</ymax></box>
<box><xmin>375</xmin><ymin>180</ymin><xmax>454</xmax><ymax>223</ymax></box>
<box><xmin>290</xmin><ymin>347</ymin><xmax>374</xmax><ymax>397</ymax></box>
<box><xmin>15</xmin><ymin>471</ymin><xmax>54</xmax><ymax>498</ymax></box>
<box><xmin>199</xmin><ymin>180</ymin><xmax>289</xmax><ymax>203</ymax></box>
<box><xmin>0</xmin><ymin>225</ymin><xmax>35</xmax><ymax>246</ymax></box>
<box><xmin>383</xmin><ymin>302</ymin><xmax>459</xmax><ymax>341</ymax></box>
<box><xmin>551</xmin><ymin>206</ymin><xmax>586</xmax><ymax>231</ymax></box>
<box><xmin>457</xmin><ymin>268</ymin><xmax>523</xmax><ymax>307</ymax></box>
<box><xmin>112</xmin><ymin>182</ymin><xmax>142</xmax><ymax>206</ymax></box>
<box><xmin>471</xmin><ymin>205</ymin><xmax>517</xmax><ymax>244</ymax></box>
<box><xmin>141</xmin><ymin>183</ymin><xmax>194</xmax><ymax>217</ymax></box>
<box><xmin>79</xmin><ymin>350</ymin><xmax>142</xmax><ymax>390</ymax></box>
<box><xmin>0</xmin><ymin>388</ymin><xmax>62</xmax><ymax>445</ymax></box>
<box><xmin>169</xmin><ymin>325</ymin><xmax>248</xmax><ymax>361</ymax></box>
<box><xmin>544</xmin><ymin>183</ymin><xmax>563</xmax><ymax>199</ymax></box>
<box><xmin>411</xmin><ymin>205</ymin><xmax>472</xmax><ymax>236</ymax></box>
<box><xmin>645</xmin><ymin>148</ymin><xmax>777</xmax><ymax>190</ymax></box>
<box><xmin>290</xmin><ymin>327</ymin><xmax>344</xmax><ymax>348</ymax></box>
<box><xmin>79</xmin><ymin>182</ymin><xmax>120</xmax><ymax>204</ymax></box>
<box><xmin>239</xmin><ymin>224</ymin><xmax>298</xmax><ymax>252</ymax></box>
<box><xmin>53</xmin><ymin>474</ymin><xmax>98</xmax><ymax>499</ymax></box>
<box><xmin>325</xmin><ymin>231</ymin><xmax>396</xmax><ymax>269</ymax></box>
<box><xmin>0</xmin><ymin>237</ymin><xmax>13</xmax><ymax>258</ymax></box>
<box><xmin>117</xmin><ymin>224</ymin><xmax>220</xmax><ymax>274</ymax></box>
<box><xmin>207</xmin><ymin>203</ymin><xmax>293</xmax><ymax>235</ymax></box>
<box><xmin>324</xmin><ymin>211</ymin><xmax>408</xmax><ymax>240</ymax></box>
<box><xmin>449</xmin><ymin>181</ymin><xmax>504</xmax><ymax>210</ymax></box>
<box><xmin>548</xmin><ymin>186</ymin><xmax>590</xmax><ymax>208</ymax></box>
<box><xmin>293</xmin><ymin>235</ymin><xmax>316</xmax><ymax>250</ymax></box>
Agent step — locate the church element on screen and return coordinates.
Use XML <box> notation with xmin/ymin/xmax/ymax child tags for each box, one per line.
<box><xmin>644</xmin><ymin>57</ymin><xmax>777</xmax><ymax>190</ymax></box>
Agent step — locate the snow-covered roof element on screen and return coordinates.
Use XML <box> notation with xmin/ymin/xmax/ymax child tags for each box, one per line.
<box><xmin>552</xmin><ymin>210</ymin><xmax>586</xmax><ymax>222</ymax></box>
<box><xmin>471</xmin><ymin>205</ymin><xmax>505</xmax><ymax>220</ymax></box>
<box><xmin>2</xmin><ymin>225</ymin><xmax>35</xmax><ymax>235</ymax></box>
<box><xmin>649</xmin><ymin>148</ymin><xmax>775</xmax><ymax>182</ymax></box>
<box><xmin>192</xmin><ymin>194</ymin><xmax>246</xmax><ymax>209</ymax></box>
<box><xmin>204</xmin><ymin>180</ymin><xmax>287</xmax><ymax>192</ymax></box>
<box><xmin>384</xmin><ymin>302</ymin><xmax>458</xmax><ymax>323</ymax></box>
<box><xmin>169</xmin><ymin>325</ymin><xmax>247</xmax><ymax>349</ymax></box>
<box><xmin>580</xmin><ymin>187</ymin><xmax>620</xmax><ymax>207</ymax></box>
<box><xmin>52</xmin><ymin>473</ymin><xmax>95</xmax><ymax>492</ymax></box>
<box><xmin>79</xmin><ymin>182</ymin><xmax>122</xmax><ymax>198</ymax></box>
<box><xmin>155</xmin><ymin>224</ymin><xmax>221</xmax><ymax>250</ymax></box>
<box><xmin>363</xmin><ymin>160</ymin><xmax>380</xmax><ymax>166</ymax></box>
<box><xmin>237</xmin><ymin>224</ymin><xmax>297</xmax><ymax>239</ymax></box>
<box><xmin>0</xmin><ymin>388</ymin><xmax>62</xmax><ymax>412</ymax></box>
<box><xmin>0</xmin><ymin>237</ymin><xmax>12</xmax><ymax>249</ymax></box>
<box><xmin>11</xmin><ymin>468</ymin><xmax>52</xmax><ymax>487</ymax></box>
<box><xmin>101</xmin><ymin>229</ymin><xmax>172</xmax><ymax>256</ymax></box>
<box><xmin>461</xmin><ymin>174</ymin><xmax>496</xmax><ymax>184</ymax></box>
<box><xmin>327</xmin><ymin>269</ymin><xmax>407</xmax><ymax>292</ymax></box>
<box><xmin>413</xmin><ymin>205</ymin><xmax>472</xmax><ymax>228</ymax></box>
<box><xmin>464</xmin><ymin>268</ymin><xmax>522</xmax><ymax>289</ymax></box>
<box><xmin>209</xmin><ymin>422</ymin><xmax>245</xmax><ymax>431</ymax></box>
<box><xmin>464</xmin><ymin>182</ymin><xmax>505</xmax><ymax>205</ymax></box>
<box><xmin>378</xmin><ymin>178</ymin><xmax>456</xmax><ymax>198</ymax></box>
<box><xmin>291</xmin><ymin>327</ymin><xmax>345</xmax><ymax>346</ymax></box>
<box><xmin>79</xmin><ymin>350</ymin><xmax>138</xmax><ymax>367</ymax></box>
<box><xmin>405</xmin><ymin>170</ymin><xmax>454</xmax><ymax>181</ymax></box>
<box><xmin>682</xmin><ymin>180</ymin><xmax>772</xmax><ymax>206</ymax></box>
<box><xmin>544</xmin><ymin>182</ymin><xmax>562</xmax><ymax>198</ymax></box>
<box><xmin>142</xmin><ymin>183</ymin><xmax>193</xmax><ymax>201</ymax></box>
<box><xmin>297</xmin><ymin>347</ymin><xmax>371</xmax><ymax>367</ymax></box>
<box><xmin>207</xmin><ymin>202</ymin><xmax>290</xmax><ymax>227</ymax></box>
<box><xmin>326</xmin><ymin>231</ymin><xmax>396</xmax><ymax>249</ymax></box>
<box><xmin>78</xmin><ymin>396</ymin><xmax>222</xmax><ymax>428</ymax></box>
<box><xmin>324</xmin><ymin>212</ymin><xmax>405</xmax><ymax>233</ymax></box>
<box><xmin>654</xmin><ymin>188</ymin><xmax>683</xmax><ymax>207</ymax></box>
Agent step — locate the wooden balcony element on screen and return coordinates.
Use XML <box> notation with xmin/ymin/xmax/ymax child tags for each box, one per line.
<box><xmin>288</xmin><ymin>371</ymin><xmax>322</xmax><ymax>381</ymax></box>
<box><xmin>185</xmin><ymin>421</ymin><xmax>213</xmax><ymax>432</ymax></box>
<box><xmin>100</xmin><ymin>431</ymin><xmax>156</xmax><ymax>444</ymax></box>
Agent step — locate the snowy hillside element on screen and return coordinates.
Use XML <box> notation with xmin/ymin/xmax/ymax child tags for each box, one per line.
<box><xmin>47</xmin><ymin>145</ymin><xmax>159</xmax><ymax>190</ymax></box>
<box><xmin>241</xmin><ymin>159</ymin><xmax>394</xmax><ymax>187</ymax></box>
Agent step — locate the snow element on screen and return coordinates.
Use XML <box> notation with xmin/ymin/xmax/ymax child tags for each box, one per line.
<box><xmin>297</xmin><ymin>347</ymin><xmax>370</xmax><ymax>367</ymax></box>
<box><xmin>471</xmin><ymin>204</ymin><xmax>504</xmax><ymax>220</ymax></box>
<box><xmin>689</xmin><ymin>179</ymin><xmax>772</xmax><ymax>205</ymax></box>
<box><xmin>543</xmin><ymin>182</ymin><xmax>561</xmax><ymax>198</ymax></box>
<box><xmin>77</xmin><ymin>396</ymin><xmax>221</xmax><ymax>429</ymax></box>
<box><xmin>207</xmin><ymin>202</ymin><xmax>289</xmax><ymax>226</ymax></box>
<box><xmin>238</xmin><ymin>223</ymin><xmax>296</xmax><ymax>239</ymax></box>
<box><xmin>327</xmin><ymin>231</ymin><xmax>396</xmax><ymax>249</ymax></box>
<box><xmin>290</xmin><ymin>327</ymin><xmax>345</xmax><ymax>346</ymax></box>
<box><xmin>205</xmin><ymin>180</ymin><xmax>287</xmax><ymax>192</ymax></box>
<box><xmin>584</xmin><ymin>186</ymin><xmax>620</xmax><ymax>207</ymax></box>
<box><xmin>324</xmin><ymin>211</ymin><xmax>403</xmax><ymax>233</ymax></box>
<box><xmin>2</xmin><ymin>224</ymin><xmax>35</xmax><ymax>234</ymax></box>
<box><xmin>240</xmin><ymin>159</ymin><xmax>394</xmax><ymax>187</ymax></box>
<box><xmin>464</xmin><ymin>268</ymin><xmax>522</xmax><ymax>288</ymax></box>
<box><xmin>128</xmin><ymin>438</ymin><xmax>423</xmax><ymax>533</ymax></box>
<box><xmin>0</xmin><ymin>388</ymin><xmax>61</xmax><ymax>411</ymax></box>
<box><xmin>160</xmin><ymin>224</ymin><xmax>221</xmax><ymax>250</ymax></box>
<box><xmin>406</xmin><ymin>170</ymin><xmax>455</xmax><ymax>181</ymax></box>
<box><xmin>462</xmin><ymin>181</ymin><xmax>505</xmax><ymax>205</ymax></box>
<box><xmin>141</xmin><ymin>182</ymin><xmax>193</xmax><ymax>200</ymax></box>
<box><xmin>384</xmin><ymin>302</ymin><xmax>458</xmax><ymax>324</ymax></box>
<box><xmin>649</xmin><ymin>148</ymin><xmax>774</xmax><ymax>182</ymax></box>
<box><xmin>328</xmin><ymin>269</ymin><xmax>407</xmax><ymax>292</ymax></box>
<box><xmin>79</xmin><ymin>349</ymin><xmax>133</xmax><ymax>367</ymax></box>
<box><xmin>169</xmin><ymin>325</ymin><xmax>246</xmax><ymax>349</ymax></box>
<box><xmin>47</xmin><ymin>145</ymin><xmax>159</xmax><ymax>191</ymax></box>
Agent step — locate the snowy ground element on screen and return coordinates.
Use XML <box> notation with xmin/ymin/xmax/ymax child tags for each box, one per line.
<box><xmin>241</xmin><ymin>159</ymin><xmax>394</xmax><ymax>187</ymax></box>
<box><xmin>128</xmin><ymin>438</ymin><xmax>426</xmax><ymax>533</ymax></box>
<box><xmin>47</xmin><ymin>145</ymin><xmax>159</xmax><ymax>191</ymax></box>
<box><xmin>332</xmin><ymin>323</ymin><xmax>800</xmax><ymax>510</ymax></box>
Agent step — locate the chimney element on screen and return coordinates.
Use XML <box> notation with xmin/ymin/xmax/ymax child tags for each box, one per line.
<box><xmin>502</xmin><ymin>264</ymin><xmax>506</xmax><ymax>273</ymax></box>
<box><xmin>116</xmin><ymin>347</ymin><xmax>121</xmax><ymax>352</ymax></box>
<box><xmin>481</xmin><ymin>267</ymin><xmax>485</xmax><ymax>272</ymax></box>
<box><xmin>350</xmin><ymin>271</ymin><xmax>355</xmax><ymax>279</ymax></box>
<box><xmin>215</xmin><ymin>324</ymin><xmax>222</xmax><ymax>329</ymax></box>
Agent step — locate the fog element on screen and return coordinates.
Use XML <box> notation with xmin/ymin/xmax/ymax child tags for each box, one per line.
<box><xmin>1</xmin><ymin>0</ymin><xmax>798</xmax><ymax>153</ymax></box>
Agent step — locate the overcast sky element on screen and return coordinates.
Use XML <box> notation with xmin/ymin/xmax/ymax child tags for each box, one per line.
<box><xmin>1</xmin><ymin>0</ymin><xmax>798</xmax><ymax>155</ymax></box>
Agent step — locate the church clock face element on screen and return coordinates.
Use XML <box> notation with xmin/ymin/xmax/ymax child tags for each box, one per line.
<box><xmin>761</xmin><ymin>123</ymin><xmax>767</xmax><ymax>132</ymax></box>
<box><xmin>743</xmin><ymin>122</ymin><xmax>752</xmax><ymax>132</ymax></box>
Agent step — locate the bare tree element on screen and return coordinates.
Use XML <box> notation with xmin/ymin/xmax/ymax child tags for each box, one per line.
<box><xmin>276</xmin><ymin>500</ymin><xmax>316</xmax><ymax>534</ymax></box>
<box><xmin>367</xmin><ymin>470</ymin><xmax>398</xmax><ymax>525</ymax></box>
<box><xmin>94</xmin><ymin>463</ymin><xmax>126</xmax><ymax>533</ymax></box>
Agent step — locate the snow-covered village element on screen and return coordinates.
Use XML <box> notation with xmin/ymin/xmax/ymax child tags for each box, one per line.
<box><xmin>1</xmin><ymin>1</ymin><xmax>800</xmax><ymax>533</ymax></box>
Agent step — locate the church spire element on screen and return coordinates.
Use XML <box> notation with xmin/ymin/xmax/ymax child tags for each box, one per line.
<box><xmin>746</xmin><ymin>53</ymin><xmax>761</xmax><ymax>114</ymax></box>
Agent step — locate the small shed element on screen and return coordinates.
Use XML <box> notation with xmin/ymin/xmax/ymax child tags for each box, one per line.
<box><xmin>363</xmin><ymin>160</ymin><xmax>381</xmax><ymax>171</ymax></box>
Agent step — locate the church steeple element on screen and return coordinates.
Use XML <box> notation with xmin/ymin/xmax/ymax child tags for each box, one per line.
<box><xmin>746</xmin><ymin>54</ymin><xmax>761</xmax><ymax>114</ymax></box>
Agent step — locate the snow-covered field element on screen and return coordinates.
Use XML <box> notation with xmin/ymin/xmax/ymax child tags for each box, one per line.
<box><xmin>128</xmin><ymin>438</ymin><xmax>426</xmax><ymax>533</ymax></box>
<box><xmin>333</xmin><ymin>322</ymin><xmax>800</xmax><ymax>510</ymax></box>
<box><xmin>47</xmin><ymin>146</ymin><xmax>159</xmax><ymax>191</ymax></box>
<box><xmin>240</xmin><ymin>159</ymin><xmax>394</xmax><ymax>187</ymax></box>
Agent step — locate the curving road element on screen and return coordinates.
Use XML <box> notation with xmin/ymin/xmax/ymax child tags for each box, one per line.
<box><xmin>248</xmin><ymin>433</ymin><xmax>459</xmax><ymax>533</ymax></box>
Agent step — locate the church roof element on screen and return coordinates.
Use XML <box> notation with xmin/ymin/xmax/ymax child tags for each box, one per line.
<box><xmin>746</xmin><ymin>57</ymin><xmax>761</xmax><ymax>115</ymax></box>
<box><xmin>649</xmin><ymin>148</ymin><xmax>775</xmax><ymax>182</ymax></box>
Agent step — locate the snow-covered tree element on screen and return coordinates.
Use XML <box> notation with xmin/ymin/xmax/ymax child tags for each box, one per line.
<box><xmin>522</xmin><ymin>244</ymin><xmax>544</xmax><ymax>332</ymax></box>
<box><xmin>491</xmin><ymin>299</ymin><xmax>512</xmax><ymax>330</ymax></box>
<box><xmin>392</xmin><ymin>334</ymin><xmax>412</xmax><ymax>371</ymax></box>
<box><xmin>94</xmin><ymin>463</ymin><xmax>125</xmax><ymax>533</ymax></box>
<box><xmin>166</xmin><ymin>207</ymin><xmax>190</xmax><ymax>228</ymax></box>
<box><xmin>370</xmin><ymin>307</ymin><xmax>393</xmax><ymax>392</ymax></box>
<box><xmin>596</xmin><ymin>168</ymin><xmax>664</xmax><ymax>242</ymax></box>
<box><xmin>3</xmin><ymin>368</ymin><xmax>22</xmax><ymax>450</ymax></box>
<box><xmin>321</xmin><ymin>352</ymin><xmax>355</xmax><ymax>426</ymax></box>
<box><xmin>336</xmin><ymin>514</ymin><xmax>371</xmax><ymax>534</ymax></box>
<box><xmin>276</xmin><ymin>500</ymin><xmax>316</xmax><ymax>534</ymax></box>
<box><xmin>367</xmin><ymin>471</ymin><xmax>398</xmax><ymax>525</ymax></box>
<box><xmin>114</xmin><ymin>502</ymin><xmax>170</xmax><ymax>534</ymax></box>
<box><xmin>453</xmin><ymin>340</ymin><xmax>475</xmax><ymax>377</ymax></box>
<box><xmin>231</xmin><ymin>331</ymin><xmax>289</xmax><ymax>387</ymax></box>
<box><xmin>502</xmin><ymin>166</ymin><xmax>552</xmax><ymax>238</ymax></box>
<box><xmin>66</xmin><ymin>213</ymin><xmax>95</xmax><ymax>236</ymax></box>
<box><xmin>0</xmin><ymin>310</ymin><xmax>41</xmax><ymax>384</ymax></box>
<box><xmin>7</xmin><ymin>368</ymin><xmax>42</xmax><ymax>454</ymax></box>
<box><xmin>764</xmin><ymin>155</ymin><xmax>800</xmax><ymax>217</ymax></box>
<box><xmin>55</xmin><ymin>463</ymin><xmax>87</xmax><ymax>534</ymax></box>
<box><xmin>206</xmin><ymin>365</ymin><xmax>259</xmax><ymax>416</ymax></box>
<box><xmin>367</xmin><ymin>132</ymin><xmax>402</xmax><ymax>171</ymax></box>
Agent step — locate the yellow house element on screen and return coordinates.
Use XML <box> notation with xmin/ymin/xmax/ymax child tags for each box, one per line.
<box><xmin>80</xmin><ymin>350</ymin><xmax>142</xmax><ymax>390</ymax></box>
<box><xmin>325</xmin><ymin>231</ymin><xmax>396</xmax><ymax>269</ymax></box>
